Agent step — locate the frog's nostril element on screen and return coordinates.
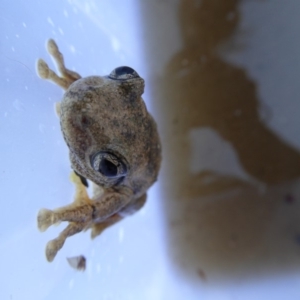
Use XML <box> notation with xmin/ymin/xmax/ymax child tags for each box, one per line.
<box><xmin>109</xmin><ymin>66</ymin><xmax>139</xmax><ymax>80</ymax></box>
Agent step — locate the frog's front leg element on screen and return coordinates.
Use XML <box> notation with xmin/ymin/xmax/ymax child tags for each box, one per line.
<box><xmin>38</xmin><ymin>189</ymin><xmax>133</xmax><ymax>261</ymax></box>
<box><xmin>46</xmin><ymin>221</ymin><xmax>87</xmax><ymax>262</ymax></box>
<box><xmin>37</xmin><ymin>203</ymin><xmax>94</xmax><ymax>232</ymax></box>
<box><xmin>37</xmin><ymin>188</ymin><xmax>132</xmax><ymax>231</ymax></box>
<box><xmin>37</xmin><ymin>39</ymin><xmax>81</xmax><ymax>90</ymax></box>
<box><xmin>37</xmin><ymin>172</ymin><xmax>93</xmax><ymax>232</ymax></box>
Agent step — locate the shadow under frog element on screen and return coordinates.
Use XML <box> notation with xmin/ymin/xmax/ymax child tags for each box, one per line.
<box><xmin>140</xmin><ymin>0</ymin><xmax>300</xmax><ymax>282</ymax></box>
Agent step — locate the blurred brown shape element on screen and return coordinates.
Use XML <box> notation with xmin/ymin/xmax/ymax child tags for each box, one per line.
<box><xmin>140</xmin><ymin>0</ymin><xmax>300</xmax><ymax>282</ymax></box>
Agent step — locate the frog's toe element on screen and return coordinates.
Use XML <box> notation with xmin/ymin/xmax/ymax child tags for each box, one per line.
<box><xmin>37</xmin><ymin>59</ymin><xmax>50</xmax><ymax>79</ymax></box>
<box><xmin>45</xmin><ymin>239</ymin><xmax>62</xmax><ymax>262</ymax></box>
<box><xmin>37</xmin><ymin>208</ymin><xmax>55</xmax><ymax>232</ymax></box>
<box><xmin>47</xmin><ymin>39</ymin><xmax>59</xmax><ymax>56</ymax></box>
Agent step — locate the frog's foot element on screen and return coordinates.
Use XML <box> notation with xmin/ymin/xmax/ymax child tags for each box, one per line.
<box><xmin>37</xmin><ymin>208</ymin><xmax>57</xmax><ymax>232</ymax></box>
<box><xmin>45</xmin><ymin>222</ymin><xmax>86</xmax><ymax>262</ymax></box>
<box><xmin>38</xmin><ymin>205</ymin><xmax>94</xmax><ymax>261</ymax></box>
<box><xmin>37</xmin><ymin>59</ymin><xmax>51</xmax><ymax>79</ymax></box>
<box><xmin>47</xmin><ymin>39</ymin><xmax>81</xmax><ymax>83</ymax></box>
<box><xmin>42</xmin><ymin>204</ymin><xmax>94</xmax><ymax>226</ymax></box>
<box><xmin>37</xmin><ymin>39</ymin><xmax>81</xmax><ymax>90</ymax></box>
<box><xmin>37</xmin><ymin>58</ymin><xmax>71</xmax><ymax>90</ymax></box>
<box><xmin>37</xmin><ymin>172</ymin><xmax>93</xmax><ymax>233</ymax></box>
<box><xmin>38</xmin><ymin>203</ymin><xmax>94</xmax><ymax>235</ymax></box>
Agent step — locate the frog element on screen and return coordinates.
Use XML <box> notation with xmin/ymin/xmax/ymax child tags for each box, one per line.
<box><xmin>36</xmin><ymin>39</ymin><xmax>161</xmax><ymax>262</ymax></box>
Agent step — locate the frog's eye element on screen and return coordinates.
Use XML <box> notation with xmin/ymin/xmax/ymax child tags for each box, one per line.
<box><xmin>109</xmin><ymin>66</ymin><xmax>139</xmax><ymax>80</ymax></box>
<box><xmin>91</xmin><ymin>151</ymin><xmax>127</xmax><ymax>178</ymax></box>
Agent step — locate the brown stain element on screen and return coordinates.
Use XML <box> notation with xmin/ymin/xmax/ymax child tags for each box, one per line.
<box><xmin>197</xmin><ymin>268</ymin><xmax>207</xmax><ymax>282</ymax></box>
<box><xmin>140</xmin><ymin>0</ymin><xmax>300</xmax><ymax>282</ymax></box>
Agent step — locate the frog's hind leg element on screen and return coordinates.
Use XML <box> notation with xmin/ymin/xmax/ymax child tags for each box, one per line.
<box><xmin>46</xmin><ymin>39</ymin><xmax>81</xmax><ymax>84</ymax></box>
<box><xmin>37</xmin><ymin>39</ymin><xmax>81</xmax><ymax>90</ymax></box>
<box><xmin>90</xmin><ymin>193</ymin><xmax>147</xmax><ymax>239</ymax></box>
<box><xmin>45</xmin><ymin>221</ymin><xmax>86</xmax><ymax>262</ymax></box>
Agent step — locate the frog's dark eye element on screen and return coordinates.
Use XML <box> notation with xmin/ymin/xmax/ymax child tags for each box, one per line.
<box><xmin>109</xmin><ymin>66</ymin><xmax>139</xmax><ymax>80</ymax></box>
<box><xmin>99</xmin><ymin>159</ymin><xmax>118</xmax><ymax>177</ymax></box>
<box><xmin>91</xmin><ymin>151</ymin><xmax>127</xmax><ymax>178</ymax></box>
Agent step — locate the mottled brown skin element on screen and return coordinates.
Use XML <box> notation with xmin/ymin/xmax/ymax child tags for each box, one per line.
<box><xmin>36</xmin><ymin>39</ymin><xmax>161</xmax><ymax>262</ymax></box>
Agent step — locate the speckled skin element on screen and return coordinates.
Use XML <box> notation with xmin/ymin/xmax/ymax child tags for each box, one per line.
<box><xmin>62</xmin><ymin>75</ymin><xmax>160</xmax><ymax>195</ymax></box>
<box><xmin>36</xmin><ymin>39</ymin><xmax>161</xmax><ymax>262</ymax></box>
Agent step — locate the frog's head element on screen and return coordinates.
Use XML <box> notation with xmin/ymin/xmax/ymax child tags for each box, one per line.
<box><xmin>59</xmin><ymin>66</ymin><xmax>160</xmax><ymax>194</ymax></box>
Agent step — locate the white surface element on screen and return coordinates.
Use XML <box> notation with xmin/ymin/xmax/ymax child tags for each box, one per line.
<box><xmin>1</xmin><ymin>1</ymin><xmax>166</xmax><ymax>299</ymax></box>
<box><xmin>2</xmin><ymin>0</ymin><xmax>300</xmax><ymax>299</ymax></box>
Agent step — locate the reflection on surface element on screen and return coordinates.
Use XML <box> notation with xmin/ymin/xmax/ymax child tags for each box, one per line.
<box><xmin>145</xmin><ymin>0</ymin><xmax>300</xmax><ymax>282</ymax></box>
